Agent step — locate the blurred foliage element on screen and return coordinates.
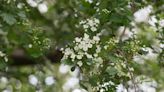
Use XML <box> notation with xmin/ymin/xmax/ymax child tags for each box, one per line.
<box><xmin>0</xmin><ymin>0</ymin><xmax>164</xmax><ymax>92</ymax></box>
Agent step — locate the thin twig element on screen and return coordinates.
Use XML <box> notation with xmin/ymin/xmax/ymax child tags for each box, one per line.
<box><xmin>119</xmin><ymin>26</ymin><xmax>126</xmax><ymax>42</ymax></box>
<box><xmin>118</xmin><ymin>26</ymin><xmax>138</xmax><ymax>91</ymax></box>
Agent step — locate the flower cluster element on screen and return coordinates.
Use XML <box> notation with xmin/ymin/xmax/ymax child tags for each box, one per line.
<box><xmin>32</xmin><ymin>37</ymin><xmax>51</xmax><ymax>50</ymax></box>
<box><xmin>95</xmin><ymin>81</ymin><xmax>115</xmax><ymax>92</ymax></box>
<box><xmin>28</xmin><ymin>28</ymin><xmax>51</xmax><ymax>50</ymax></box>
<box><xmin>61</xmin><ymin>17</ymin><xmax>136</xmax><ymax>92</ymax></box>
<box><xmin>79</xmin><ymin>18</ymin><xmax>100</xmax><ymax>32</ymax></box>
<box><xmin>61</xmin><ymin>32</ymin><xmax>103</xmax><ymax>67</ymax></box>
<box><xmin>28</xmin><ymin>74</ymin><xmax>55</xmax><ymax>86</ymax></box>
<box><xmin>61</xmin><ymin>18</ymin><xmax>103</xmax><ymax>67</ymax></box>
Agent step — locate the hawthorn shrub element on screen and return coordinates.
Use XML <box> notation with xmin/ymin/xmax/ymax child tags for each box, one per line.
<box><xmin>0</xmin><ymin>0</ymin><xmax>164</xmax><ymax>92</ymax></box>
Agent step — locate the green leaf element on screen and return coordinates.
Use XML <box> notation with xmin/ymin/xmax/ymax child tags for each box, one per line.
<box><xmin>0</xmin><ymin>13</ymin><xmax>17</xmax><ymax>25</ymax></box>
<box><xmin>106</xmin><ymin>67</ymin><xmax>118</xmax><ymax>76</ymax></box>
<box><xmin>89</xmin><ymin>75</ymin><xmax>99</xmax><ymax>86</ymax></box>
<box><xmin>17</xmin><ymin>11</ymin><xmax>26</xmax><ymax>19</ymax></box>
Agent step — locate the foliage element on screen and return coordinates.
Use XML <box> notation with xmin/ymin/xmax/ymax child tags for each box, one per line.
<box><xmin>0</xmin><ymin>0</ymin><xmax>164</xmax><ymax>92</ymax></box>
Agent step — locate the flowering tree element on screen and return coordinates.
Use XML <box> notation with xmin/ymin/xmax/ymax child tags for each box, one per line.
<box><xmin>0</xmin><ymin>0</ymin><xmax>164</xmax><ymax>92</ymax></box>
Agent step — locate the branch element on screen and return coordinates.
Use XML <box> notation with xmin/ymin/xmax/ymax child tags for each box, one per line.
<box><xmin>119</xmin><ymin>26</ymin><xmax>126</xmax><ymax>42</ymax></box>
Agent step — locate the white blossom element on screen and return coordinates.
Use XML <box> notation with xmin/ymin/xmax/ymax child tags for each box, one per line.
<box><xmin>134</xmin><ymin>5</ymin><xmax>153</xmax><ymax>23</ymax></box>
<box><xmin>160</xmin><ymin>43</ymin><xmax>164</xmax><ymax>49</ymax></box>
<box><xmin>38</xmin><ymin>3</ymin><xmax>48</xmax><ymax>14</ymax></box>
<box><xmin>59</xmin><ymin>64</ymin><xmax>70</xmax><ymax>74</ymax></box>
<box><xmin>28</xmin><ymin>75</ymin><xmax>38</xmax><ymax>86</ymax></box>
<box><xmin>75</xmin><ymin>37</ymin><xmax>82</xmax><ymax>42</ymax></box>
<box><xmin>116</xmin><ymin>84</ymin><xmax>127</xmax><ymax>92</ymax></box>
<box><xmin>93</xmin><ymin>36</ymin><xmax>100</xmax><ymax>42</ymax></box>
<box><xmin>45</xmin><ymin>76</ymin><xmax>55</xmax><ymax>86</ymax></box>
<box><xmin>26</xmin><ymin>0</ymin><xmax>38</xmax><ymax>7</ymax></box>
<box><xmin>0</xmin><ymin>51</ymin><xmax>8</xmax><ymax>62</ymax></box>
<box><xmin>83</xmin><ymin>24</ymin><xmax>89</xmax><ymax>29</ymax></box>
<box><xmin>2</xmin><ymin>89</ymin><xmax>12</xmax><ymax>92</ymax></box>
<box><xmin>77</xmin><ymin>61</ymin><xmax>83</xmax><ymax>67</ymax></box>
<box><xmin>85</xmin><ymin>0</ymin><xmax>93</xmax><ymax>4</ymax></box>
<box><xmin>159</xmin><ymin>19</ymin><xmax>164</xmax><ymax>27</ymax></box>
<box><xmin>80</xmin><ymin>18</ymin><xmax>100</xmax><ymax>32</ymax></box>
<box><xmin>86</xmin><ymin>53</ymin><xmax>93</xmax><ymax>59</ymax></box>
<box><xmin>148</xmin><ymin>16</ymin><xmax>157</xmax><ymax>26</ymax></box>
<box><xmin>97</xmin><ymin>81</ymin><xmax>115</xmax><ymax>92</ymax></box>
<box><xmin>17</xmin><ymin>3</ymin><xmax>24</xmax><ymax>9</ymax></box>
<box><xmin>0</xmin><ymin>76</ymin><xmax>8</xmax><ymax>84</ymax></box>
<box><xmin>63</xmin><ymin>77</ymin><xmax>79</xmax><ymax>91</ymax></box>
<box><xmin>28</xmin><ymin>44</ymin><xmax>33</xmax><ymax>48</ymax></box>
<box><xmin>0</xmin><ymin>51</ymin><xmax>5</xmax><ymax>57</ymax></box>
<box><xmin>77</xmin><ymin>54</ymin><xmax>83</xmax><ymax>59</ymax></box>
<box><xmin>91</xmin><ymin>27</ymin><xmax>97</xmax><ymax>32</ymax></box>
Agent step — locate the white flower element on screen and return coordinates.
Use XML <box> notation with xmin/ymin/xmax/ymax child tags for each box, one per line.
<box><xmin>100</xmin><ymin>89</ymin><xmax>105</xmax><ymax>92</ymax></box>
<box><xmin>26</xmin><ymin>0</ymin><xmax>37</xmax><ymax>7</ymax></box>
<box><xmin>0</xmin><ymin>51</ymin><xmax>5</xmax><ymax>57</ymax></box>
<box><xmin>85</xmin><ymin>0</ymin><xmax>93</xmax><ymax>4</ymax></box>
<box><xmin>63</xmin><ymin>77</ymin><xmax>79</xmax><ymax>90</ymax></box>
<box><xmin>91</xmin><ymin>27</ymin><xmax>97</xmax><ymax>32</ymax></box>
<box><xmin>38</xmin><ymin>3</ymin><xmax>48</xmax><ymax>14</ymax></box>
<box><xmin>4</xmin><ymin>57</ymin><xmax>8</xmax><ymax>62</ymax></box>
<box><xmin>160</xmin><ymin>43</ymin><xmax>164</xmax><ymax>48</ymax></box>
<box><xmin>88</xmin><ymin>43</ymin><xmax>93</xmax><ymax>48</ymax></box>
<box><xmin>83</xmin><ymin>24</ymin><xmax>89</xmax><ymax>29</ymax></box>
<box><xmin>75</xmin><ymin>37</ymin><xmax>82</xmax><ymax>42</ymax></box>
<box><xmin>70</xmin><ymin>53</ymin><xmax>76</xmax><ymax>59</ymax></box>
<box><xmin>77</xmin><ymin>55</ymin><xmax>83</xmax><ymax>59</ymax></box>
<box><xmin>88</xmin><ymin>20</ymin><xmax>95</xmax><ymax>27</ymax></box>
<box><xmin>79</xmin><ymin>20</ymin><xmax>86</xmax><ymax>24</ymax></box>
<box><xmin>2</xmin><ymin>89</ymin><xmax>12</xmax><ymax>92</ymax></box>
<box><xmin>159</xmin><ymin>19</ymin><xmax>164</xmax><ymax>27</ymax></box>
<box><xmin>134</xmin><ymin>5</ymin><xmax>153</xmax><ymax>23</ymax></box>
<box><xmin>86</xmin><ymin>53</ymin><xmax>93</xmax><ymax>58</ymax></box>
<box><xmin>65</xmin><ymin>48</ymin><xmax>73</xmax><ymax>56</ymax></box>
<box><xmin>17</xmin><ymin>3</ymin><xmax>24</xmax><ymax>9</ymax></box>
<box><xmin>28</xmin><ymin>75</ymin><xmax>38</xmax><ymax>86</ymax></box>
<box><xmin>148</xmin><ymin>16</ymin><xmax>157</xmax><ymax>26</ymax></box>
<box><xmin>28</xmin><ymin>44</ymin><xmax>33</xmax><ymax>48</ymax></box>
<box><xmin>94</xmin><ymin>54</ymin><xmax>98</xmax><ymax>57</ymax></box>
<box><xmin>73</xmin><ymin>89</ymin><xmax>82</xmax><ymax>92</ymax></box>
<box><xmin>83</xmin><ymin>46</ymin><xmax>88</xmax><ymax>51</ymax></box>
<box><xmin>94</xmin><ymin>18</ymin><xmax>100</xmax><ymax>24</ymax></box>
<box><xmin>117</xmin><ymin>27</ymin><xmax>134</xmax><ymax>41</ymax></box>
<box><xmin>116</xmin><ymin>84</ymin><xmax>127</xmax><ymax>92</ymax></box>
<box><xmin>0</xmin><ymin>77</ymin><xmax>8</xmax><ymax>84</ymax></box>
<box><xmin>84</xmin><ymin>33</ymin><xmax>89</xmax><ymax>39</ymax></box>
<box><xmin>97</xmin><ymin>57</ymin><xmax>103</xmax><ymax>64</ymax></box>
<box><xmin>77</xmin><ymin>61</ymin><xmax>83</xmax><ymax>67</ymax></box>
<box><xmin>74</xmin><ymin>46</ymin><xmax>80</xmax><ymax>51</ymax></box>
<box><xmin>93</xmin><ymin>36</ymin><xmax>100</xmax><ymax>42</ymax></box>
<box><xmin>80</xmin><ymin>18</ymin><xmax>99</xmax><ymax>32</ymax></box>
<box><xmin>59</xmin><ymin>64</ymin><xmax>70</xmax><ymax>74</ymax></box>
<box><xmin>104</xmin><ymin>46</ymin><xmax>108</xmax><ymax>50</ymax></box>
<box><xmin>45</xmin><ymin>76</ymin><xmax>55</xmax><ymax>86</ymax></box>
<box><xmin>96</xmin><ymin>45</ymin><xmax>101</xmax><ymax>53</ymax></box>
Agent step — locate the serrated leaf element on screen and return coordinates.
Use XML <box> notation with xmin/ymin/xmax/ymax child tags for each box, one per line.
<box><xmin>17</xmin><ymin>11</ymin><xmax>26</xmax><ymax>19</ymax></box>
<box><xmin>0</xmin><ymin>13</ymin><xmax>17</xmax><ymax>25</ymax></box>
<box><xmin>106</xmin><ymin>67</ymin><xmax>118</xmax><ymax>76</ymax></box>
